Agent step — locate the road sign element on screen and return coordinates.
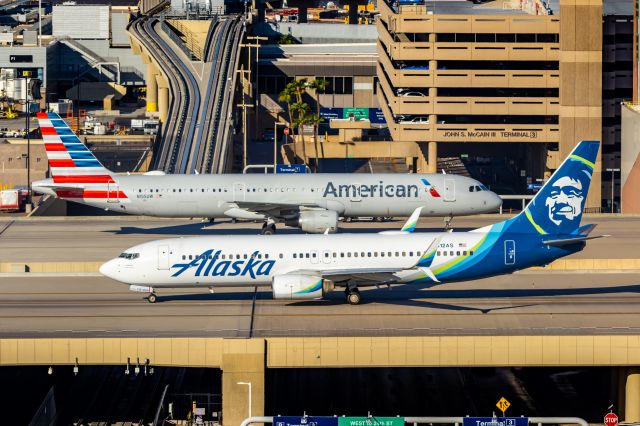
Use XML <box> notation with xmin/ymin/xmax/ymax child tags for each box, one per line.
<box><xmin>283</xmin><ymin>127</ymin><xmax>290</xmax><ymax>135</ymax></box>
<box><xmin>276</xmin><ymin>164</ymin><xmax>306</xmax><ymax>174</ymax></box>
<box><xmin>274</xmin><ymin>416</ymin><xmax>338</xmax><ymax>426</ymax></box>
<box><xmin>338</xmin><ymin>417</ymin><xmax>404</xmax><ymax>426</ymax></box>
<box><xmin>463</xmin><ymin>418</ymin><xmax>528</xmax><ymax>426</ymax></box>
<box><xmin>604</xmin><ymin>413</ymin><xmax>618</xmax><ymax>426</ymax></box>
<box><xmin>496</xmin><ymin>397</ymin><xmax>511</xmax><ymax>415</ymax></box>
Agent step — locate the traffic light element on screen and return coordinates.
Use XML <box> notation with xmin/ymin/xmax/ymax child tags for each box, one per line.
<box><xmin>28</xmin><ymin>79</ymin><xmax>42</xmax><ymax>100</ymax></box>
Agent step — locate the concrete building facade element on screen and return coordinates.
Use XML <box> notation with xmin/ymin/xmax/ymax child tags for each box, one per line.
<box><xmin>376</xmin><ymin>0</ymin><xmax>603</xmax><ymax>207</ymax></box>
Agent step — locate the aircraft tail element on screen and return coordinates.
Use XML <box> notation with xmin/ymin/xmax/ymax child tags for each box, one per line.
<box><xmin>503</xmin><ymin>141</ymin><xmax>600</xmax><ymax>236</ymax></box>
<box><xmin>36</xmin><ymin>112</ymin><xmax>115</xmax><ymax>185</ymax></box>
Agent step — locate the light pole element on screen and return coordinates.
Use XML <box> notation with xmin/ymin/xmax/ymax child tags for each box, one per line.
<box><xmin>236</xmin><ymin>67</ymin><xmax>253</xmax><ymax>170</ymax></box>
<box><xmin>237</xmin><ymin>381</ymin><xmax>252</xmax><ymax>419</ymax></box>
<box><xmin>244</xmin><ymin>36</ymin><xmax>267</xmax><ymax>140</ymax></box>
<box><xmin>605</xmin><ymin>167</ymin><xmax>620</xmax><ymax>213</ymax></box>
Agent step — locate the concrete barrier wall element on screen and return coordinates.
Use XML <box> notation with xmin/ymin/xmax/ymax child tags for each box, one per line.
<box><xmin>3</xmin><ymin>259</ymin><xmax>640</xmax><ymax>273</ymax></box>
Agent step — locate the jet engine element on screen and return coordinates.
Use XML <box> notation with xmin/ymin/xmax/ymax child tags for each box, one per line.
<box><xmin>286</xmin><ymin>210</ymin><xmax>338</xmax><ymax>234</ymax></box>
<box><xmin>272</xmin><ymin>274</ymin><xmax>334</xmax><ymax>300</ymax></box>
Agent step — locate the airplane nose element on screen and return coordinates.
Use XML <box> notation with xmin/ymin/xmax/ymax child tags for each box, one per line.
<box><xmin>99</xmin><ymin>259</ymin><xmax>118</xmax><ymax>280</ymax></box>
<box><xmin>490</xmin><ymin>192</ymin><xmax>503</xmax><ymax>211</ymax></box>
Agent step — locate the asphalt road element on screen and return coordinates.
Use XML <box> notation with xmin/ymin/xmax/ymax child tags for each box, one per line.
<box><xmin>0</xmin><ymin>214</ymin><xmax>638</xmax><ymax>262</ymax></box>
<box><xmin>1</xmin><ymin>272</ymin><xmax>639</xmax><ymax>338</ymax></box>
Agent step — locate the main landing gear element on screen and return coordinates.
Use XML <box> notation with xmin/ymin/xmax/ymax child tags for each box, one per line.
<box><xmin>261</xmin><ymin>222</ymin><xmax>277</xmax><ymax>235</ymax></box>
<box><xmin>345</xmin><ymin>285</ymin><xmax>361</xmax><ymax>305</ymax></box>
<box><xmin>147</xmin><ymin>292</ymin><xmax>158</xmax><ymax>303</ymax></box>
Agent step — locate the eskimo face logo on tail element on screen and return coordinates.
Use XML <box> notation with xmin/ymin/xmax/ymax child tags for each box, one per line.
<box><xmin>545</xmin><ymin>176</ymin><xmax>585</xmax><ymax>225</ymax></box>
<box><xmin>171</xmin><ymin>249</ymin><xmax>275</xmax><ymax>279</ymax></box>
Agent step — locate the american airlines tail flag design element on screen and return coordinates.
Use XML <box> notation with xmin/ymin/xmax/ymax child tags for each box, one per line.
<box><xmin>36</xmin><ymin>112</ymin><xmax>128</xmax><ymax>201</ymax></box>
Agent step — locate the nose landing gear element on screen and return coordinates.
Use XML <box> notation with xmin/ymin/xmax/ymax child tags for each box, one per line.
<box><xmin>261</xmin><ymin>222</ymin><xmax>277</xmax><ymax>235</ymax></box>
<box><xmin>147</xmin><ymin>292</ymin><xmax>157</xmax><ymax>303</ymax></box>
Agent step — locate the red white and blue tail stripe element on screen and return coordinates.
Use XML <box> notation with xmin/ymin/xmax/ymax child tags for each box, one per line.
<box><xmin>35</xmin><ymin>112</ymin><xmax>128</xmax><ymax>202</ymax></box>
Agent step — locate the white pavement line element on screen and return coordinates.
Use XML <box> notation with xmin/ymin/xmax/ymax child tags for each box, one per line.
<box><xmin>0</xmin><ymin>273</ymin><xmax>103</xmax><ymax>277</ymax></box>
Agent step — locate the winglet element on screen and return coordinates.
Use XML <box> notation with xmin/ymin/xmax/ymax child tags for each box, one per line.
<box><xmin>401</xmin><ymin>207</ymin><xmax>422</xmax><ymax>233</ymax></box>
<box><xmin>415</xmin><ymin>236</ymin><xmax>441</xmax><ymax>282</ymax></box>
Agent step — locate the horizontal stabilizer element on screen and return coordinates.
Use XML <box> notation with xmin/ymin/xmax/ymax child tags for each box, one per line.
<box><xmin>543</xmin><ymin>233</ymin><xmax>608</xmax><ymax>247</ymax></box>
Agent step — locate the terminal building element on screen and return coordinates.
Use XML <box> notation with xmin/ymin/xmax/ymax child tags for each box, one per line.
<box><xmin>255</xmin><ymin>0</ymin><xmax>633</xmax><ymax>209</ymax></box>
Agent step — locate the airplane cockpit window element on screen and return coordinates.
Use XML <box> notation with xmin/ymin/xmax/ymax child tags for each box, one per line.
<box><xmin>118</xmin><ymin>252</ymin><xmax>140</xmax><ymax>260</ymax></box>
<box><xmin>479</xmin><ymin>184</ymin><xmax>489</xmax><ymax>191</ymax></box>
<box><xmin>469</xmin><ymin>186</ymin><xmax>475</xmax><ymax>192</ymax></box>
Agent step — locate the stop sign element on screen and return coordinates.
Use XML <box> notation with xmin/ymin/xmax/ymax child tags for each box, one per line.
<box><xmin>605</xmin><ymin>412</ymin><xmax>618</xmax><ymax>426</ymax></box>
<box><xmin>283</xmin><ymin>127</ymin><xmax>290</xmax><ymax>136</ymax></box>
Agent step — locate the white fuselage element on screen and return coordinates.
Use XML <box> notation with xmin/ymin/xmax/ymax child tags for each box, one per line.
<box><xmin>35</xmin><ymin>173</ymin><xmax>501</xmax><ymax>218</ymax></box>
<box><xmin>100</xmin><ymin>231</ymin><xmax>490</xmax><ymax>288</ymax></box>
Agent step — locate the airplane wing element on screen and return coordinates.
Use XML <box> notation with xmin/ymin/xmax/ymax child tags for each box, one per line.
<box><xmin>225</xmin><ymin>201</ymin><xmax>326</xmax><ymax>220</ymax></box>
<box><xmin>289</xmin><ymin>268</ymin><xmax>405</xmax><ymax>285</ymax></box>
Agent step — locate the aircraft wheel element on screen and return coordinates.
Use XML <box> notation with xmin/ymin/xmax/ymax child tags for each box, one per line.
<box><xmin>346</xmin><ymin>289</ymin><xmax>361</xmax><ymax>305</ymax></box>
<box><xmin>148</xmin><ymin>293</ymin><xmax>157</xmax><ymax>303</ymax></box>
<box><xmin>261</xmin><ymin>224</ymin><xmax>276</xmax><ymax>235</ymax></box>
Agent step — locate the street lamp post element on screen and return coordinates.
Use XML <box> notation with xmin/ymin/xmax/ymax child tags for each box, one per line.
<box><xmin>237</xmin><ymin>381</ymin><xmax>252</xmax><ymax>419</ymax></box>
<box><xmin>605</xmin><ymin>167</ymin><xmax>620</xmax><ymax>213</ymax></box>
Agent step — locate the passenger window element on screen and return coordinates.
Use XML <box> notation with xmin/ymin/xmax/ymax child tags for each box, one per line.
<box><xmin>456</xmin><ymin>251</ymin><xmax>460</xmax><ymax>256</ymax></box>
<box><xmin>354</xmin><ymin>252</ymin><xmax>358</xmax><ymax>257</ymax></box>
<box><xmin>388</xmin><ymin>252</ymin><xmax>392</xmax><ymax>257</ymax></box>
<box><xmin>279</xmin><ymin>253</ymin><xmax>283</xmax><ymax>259</ymax></box>
<box><xmin>139</xmin><ymin>189</ymin><xmax>142</xmax><ymax>193</ymax></box>
<box><xmin>312</xmin><ymin>253</ymin><xmax>317</xmax><ymax>258</ymax></box>
<box><xmin>189</xmin><ymin>255</ymin><xmax>193</xmax><ymax>260</ymax></box>
<box><xmin>265</xmin><ymin>254</ymin><xmax>269</xmax><ymax>259</ymax></box>
<box><xmin>402</xmin><ymin>252</ymin><xmax>406</xmax><ymax>256</ymax></box>
<box><xmin>243</xmin><ymin>254</ymin><xmax>248</xmax><ymax>259</ymax></box>
<box><xmin>470</xmin><ymin>251</ymin><xmax>474</xmax><ymax>255</ymax></box>
<box><xmin>347</xmin><ymin>252</ymin><xmax>352</xmax><ymax>257</ymax></box>
<box><xmin>305</xmin><ymin>253</ymin><xmax>309</xmax><ymax>258</ymax></box>
<box><xmin>437</xmin><ymin>251</ymin><xmax>441</xmax><ymax>256</ymax></box>
<box><xmin>332</xmin><ymin>253</ymin><xmax>337</xmax><ymax>258</ymax></box>
<box><xmin>361</xmin><ymin>252</ymin><xmax>365</xmax><ymax>257</ymax></box>
<box><xmin>395</xmin><ymin>252</ymin><xmax>399</xmax><ymax>257</ymax></box>
<box><xmin>340</xmin><ymin>253</ymin><xmax>344</xmax><ymax>258</ymax></box>
<box><xmin>182</xmin><ymin>255</ymin><xmax>186</xmax><ymax>260</ymax></box>
<box><xmin>293</xmin><ymin>253</ymin><xmax>297</xmax><ymax>259</ymax></box>
<box><xmin>463</xmin><ymin>251</ymin><xmax>467</xmax><ymax>256</ymax></box>
<box><xmin>450</xmin><ymin>251</ymin><xmax>454</xmax><ymax>256</ymax></box>
<box><xmin>374</xmin><ymin>252</ymin><xmax>378</xmax><ymax>257</ymax></box>
<box><xmin>380</xmin><ymin>252</ymin><xmax>384</xmax><ymax>257</ymax></box>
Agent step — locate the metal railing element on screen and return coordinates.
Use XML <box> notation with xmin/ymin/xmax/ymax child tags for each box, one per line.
<box><xmin>240</xmin><ymin>417</ymin><xmax>589</xmax><ymax>426</ymax></box>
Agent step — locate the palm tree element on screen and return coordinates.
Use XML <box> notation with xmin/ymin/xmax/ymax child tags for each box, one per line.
<box><xmin>306</xmin><ymin>78</ymin><xmax>328</xmax><ymax>172</ymax></box>
<box><xmin>291</xmin><ymin>101</ymin><xmax>310</xmax><ymax>164</ymax></box>
<box><xmin>277</xmin><ymin>86</ymin><xmax>297</xmax><ymax>161</ymax></box>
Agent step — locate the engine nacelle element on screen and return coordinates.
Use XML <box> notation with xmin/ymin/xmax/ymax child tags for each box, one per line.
<box><xmin>286</xmin><ymin>210</ymin><xmax>338</xmax><ymax>234</ymax></box>
<box><xmin>272</xmin><ymin>274</ymin><xmax>334</xmax><ymax>300</ymax></box>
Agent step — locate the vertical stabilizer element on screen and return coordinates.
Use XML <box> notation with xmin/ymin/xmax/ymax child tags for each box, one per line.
<box><xmin>506</xmin><ymin>141</ymin><xmax>600</xmax><ymax>235</ymax></box>
<box><xmin>36</xmin><ymin>112</ymin><xmax>114</xmax><ymax>184</ymax></box>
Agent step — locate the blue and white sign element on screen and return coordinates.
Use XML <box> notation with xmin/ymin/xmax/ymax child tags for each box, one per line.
<box><xmin>368</xmin><ymin>108</ymin><xmax>386</xmax><ymax>124</ymax></box>
<box><xmin>463</xmin><ymin>418</ymin><xmax>528</xmax><ymax>426</ymax></box>
<box><xmin>274</xmin><ymin>416</ymin><xmax>339</xmax><ymax>426</ymax></box>
<box><xmin>276</xmin><ymin>164</ymin><xmax>307</xmax><ymax>174</ymax></box>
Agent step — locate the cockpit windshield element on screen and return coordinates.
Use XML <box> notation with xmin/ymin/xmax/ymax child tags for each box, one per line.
<box><xmin>118</xmin><ymin>252</ymin><xmax>140</xmax><ymax>260</ymax></box>
<box><xmin>469</xmin><ymin>184</ymin><xmax>490</xmax><ymax>192</ymax></box>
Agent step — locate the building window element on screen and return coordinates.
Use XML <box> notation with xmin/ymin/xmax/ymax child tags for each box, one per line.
<box><xmin>317</xmin><ymin>76</ymin><xmax>353</xmax><ymax>95</ymax></box>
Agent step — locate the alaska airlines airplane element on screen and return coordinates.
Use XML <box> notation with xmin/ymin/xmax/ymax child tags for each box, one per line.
<box><xmin>32</xmin><ymin>112</ymin><xmax>501</xmax><ymax>234</ymax></box>
<box><xmin>100</xmin><ymin>141</ymin><xmax>603</xmax><ymax>305</ymax></box>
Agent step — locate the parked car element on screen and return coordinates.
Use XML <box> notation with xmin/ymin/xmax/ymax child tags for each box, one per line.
<box><xmin>399</xmin><ymin>116</ymin><xmax>430</xmax><ymax>124</ymax></box>
<box><xmin>398</xmin><ymin>91</ymin><xmax>426</xmax><ymax>97</ymax></box>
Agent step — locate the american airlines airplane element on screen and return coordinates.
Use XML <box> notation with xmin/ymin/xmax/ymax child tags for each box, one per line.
<box><xmin>32</xmin><ymin>112</ymin><xmax>501</xmax><ymax>234</ymax></box>
<box><xmin>100</xmin><ymin>141</ymin><xmax>603</xmax><ymax>305</ymax></box>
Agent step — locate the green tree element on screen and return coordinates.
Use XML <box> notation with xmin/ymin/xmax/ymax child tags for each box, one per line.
<box><xmin>277</xmin><ymin>85</ymin><xmax>297</xmax><ymax>160</ymax></box>
<box><xmin>278</xmin><ymin>33</ymin><xmax>298</xmax><ymax>45</ymax></box>
<box><xmin>307</xmin><ymin>78</ymin><xmax>329</xmax><ymax>172</ymax></box>
<box><xmin>291</xmin><ymin>101</ymin><xmax>311</xmax><ymax>163</ymax></box>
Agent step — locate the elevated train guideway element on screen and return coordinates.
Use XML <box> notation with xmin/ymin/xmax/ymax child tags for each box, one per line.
<box><xmin>1</xmin><ymin>336</ymin><xmax>640</xmax><ymax>425</ymax></box>
<box><xmin>128</xmin><ymin>14</ymin><xmax>245</xmax><ymax>174</ymax></box>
